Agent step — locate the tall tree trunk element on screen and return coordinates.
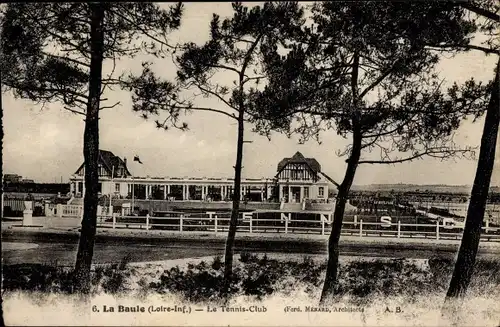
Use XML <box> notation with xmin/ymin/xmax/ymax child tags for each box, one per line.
<box><xmin>0</xmin><ymin>66</ymin><xmax>4</xmax><ymax>220</ymax></box>
<box><xmin>73</xmin><ymin>3</ymin><xmax>105</xmax><ymax>295</ymax></box>
<box><xmin>442</xmin><ymin>58</ymin><xmax>499</xmax><ymax>310</ymax></box>
<box><xmin>224</xmin><ymin>105</ymin><xmax>245</xmax><ymax>293</ymax></box>
<box><xmin>320</xmin><ymin>51</ymin><xmax>362</xmax><ymax>304</ymax></box>
<box><xmin>320</xmin><ymin>130</ymin><xmax>362</xmax><ymax>304</ymax></box>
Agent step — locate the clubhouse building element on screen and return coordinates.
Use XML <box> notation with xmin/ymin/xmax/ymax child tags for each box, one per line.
<box><xmin>70</xmin><ymin>150</ymin><xmax>333</xmax><ymax>204</ymax></box>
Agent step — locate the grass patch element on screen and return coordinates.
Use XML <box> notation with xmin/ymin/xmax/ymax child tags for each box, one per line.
<box><xmin>2</xmin><ymin>255</ymin><xmax>132</xmax><ymax>296</ymax></box>
<box><xmin>3</xmin><ymin>254</ymin><xmax>500</xmax><ymax>306</ymax></box>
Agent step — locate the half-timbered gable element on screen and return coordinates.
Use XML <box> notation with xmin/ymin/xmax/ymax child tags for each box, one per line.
<box><xmin>74</xmin><ymin>150</ymin><xmax>131</xmax><ymax>178</ymax></box>
<box><xmin>276</xmin><ymin>152</ymin><xmax>321</xmax><ymax>182</ymax></box>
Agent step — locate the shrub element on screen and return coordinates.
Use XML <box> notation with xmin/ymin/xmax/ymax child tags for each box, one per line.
<box><xmin>3</xmin><ymin>256</ymin><xmax>133</xmax><ymax>295</ymax></box>
<box><xmin>2</xmin><ymin>264</ymin><xmax>74</xmax><ymax>294</ymax></box>
<box><xmin>239</xmin><ymin>251</ymin><xmax>258</xmax><ymax>263</ymax></box>
<box><xmin>211</xmin><ymin>256</ymin><xmax>223</xmax><ymax>270</ymax></box>
<box><xmin>149</xmin><ymin>261</ymin><xmax>230</xmax><ymax>303</ymax></box>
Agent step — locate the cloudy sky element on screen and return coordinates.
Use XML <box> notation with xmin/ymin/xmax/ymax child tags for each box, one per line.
<box><xmin>3</xmin><ymin>2</ymin><xmax>499</xmax><ymax>186</ymax></box>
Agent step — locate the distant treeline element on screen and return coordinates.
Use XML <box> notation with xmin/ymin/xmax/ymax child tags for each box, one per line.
<box><xmin>349</xmin><ymin>191</ymin><xmax>500</xmax><ymax>203</ymax></box>
<box><xmin>3</xmin><ymin>182</ymin><xmax>70</xmax><ymax>194</ymax></box>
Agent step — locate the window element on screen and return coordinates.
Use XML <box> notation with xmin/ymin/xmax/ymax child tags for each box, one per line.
<box><xmin>115</xmin><ymin>183</ymin><xmax>120</xmax><ymax>193</ymax></box>
<box><xmin>319</xmin><ymin>187</ymin><xmax>324</xmax><ymax>198</ymax></box>
<box><xmin>98</xmin><ymin>164</ymin><xmax>107</xmax><ymax>177</ymax></box>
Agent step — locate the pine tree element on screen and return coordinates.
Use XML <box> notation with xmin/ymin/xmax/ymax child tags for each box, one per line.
<box><xmin>1</xmin><ymin>2</ymin><xmax>183</xmax><ymax>294</ymax></box>
<box><xmin>122</xmin><ymin>2</ymin><xmax>305</xmax><ymax>294</ymax></box>
<box><xmin>246</xmin><ymin>1</ymin><xmax>490</xmax><ymax>303</ymax></box>
<box><xmin>441</xmin><ymin>0</ymin><xmax>499</xmax><ymax>318</ymax></box>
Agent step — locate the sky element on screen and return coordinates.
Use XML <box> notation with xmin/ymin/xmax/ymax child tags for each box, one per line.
<box><xmin>2</xmin><ymin>2</ymin><xmax>499</xmax><ymax>187</ymax></box>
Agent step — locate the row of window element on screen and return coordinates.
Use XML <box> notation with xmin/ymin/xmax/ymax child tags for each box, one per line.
<box><xmin>78</xmin><ymin>165</ymin><xmax>126</xmax><ymax>178</ymax></box>
<box><xmin>77</xmin><ymin>183</ymin><xmax>325</xmax><ymax>198</ymax></box>
<box><xmin>279</xmin><ymin>186</ymin><xmax>324</xmax><ymax>198</ymax></box>
<box><xmin>278</xmin><ymin>164</ymin><xmax>318</xmax><ymax>181</ymax></box>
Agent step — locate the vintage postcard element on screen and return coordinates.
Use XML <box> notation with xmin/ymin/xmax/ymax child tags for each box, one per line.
<box><xmin>1</xmin><ymin>1</ymin><xmax>499</xmax><ymax>326</ymax></box>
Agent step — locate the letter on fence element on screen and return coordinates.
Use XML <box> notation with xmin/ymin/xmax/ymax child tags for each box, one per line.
<box><xmin>436</xmin><ymin>220</ymin><xmax>440</xmax><ymax>240</ymax></box>
<box><xmin>243</xmin><ymin>212</ymin><xmax>252</xmax><ymax>233</ymax></box>
<box><xmin>380</xmin><ymin>216</ymin><xmax>392</xmax><ymax>228</ymax></box>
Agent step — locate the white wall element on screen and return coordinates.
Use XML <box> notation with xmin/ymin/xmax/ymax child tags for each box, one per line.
<box><xmin>101</xmin><ymin>181</ymin><xmax>129</xmax><ymax>197</ymax></box>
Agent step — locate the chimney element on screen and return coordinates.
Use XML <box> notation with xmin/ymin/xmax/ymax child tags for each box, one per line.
<box><xmin>124</xmin><ymin>157</ymin><xmax>127</xmax><ymax>166</ymax></box>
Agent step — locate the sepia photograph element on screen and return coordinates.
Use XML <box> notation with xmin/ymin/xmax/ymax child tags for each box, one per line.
<box><xmin>1</xmin><ymin>1</ymin><xmax>499</xmax><ymax>326</ymax></box>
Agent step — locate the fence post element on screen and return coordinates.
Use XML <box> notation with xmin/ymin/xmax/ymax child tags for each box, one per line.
<box><xmin>249</xmin><ymin>213</ymin><xmax>253</xmax><ymax>233</ymax></box>
<box><xmin>397</xmin><ymin>220</ymin><xmax>401</xmax><ymax>238</ymax></box>
<box><xmin>112</xmin><ymin>213</ymin><xmax>116</xmax><ymax>229</ymax></box>
<box><xmin>180</xmin><ymin>214</ymin><xmax>183</xmax><ymax>232</ymax></box>
<box><xmin>359</xmin><ymin>219</ymin><xmax>363</xmax><ymax>237</ymax></box>
<box><xmin>436</xmin><ymin>220</ymin><xmax>440</xmax><ymax>240</ymax></box>
<box><xmin>146</xmin><ymin>214</ymin><xmax>150</xmax><ymax>230</ymax></box>
<box><xmin>321</xmin><ymin>220</ymin><xmax>325</xmax><ymax>236</ymax></box>
<box><xmin>214</xmin><ymin>214</ymin><xmax>218</xmax><ymax>234</ymax></box>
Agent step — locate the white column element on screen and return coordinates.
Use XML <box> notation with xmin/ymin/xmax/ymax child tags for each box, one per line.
<box><xmin>260</xmin><ymin>186</ymin><xmax>264</xmax><ymax>202</ymax></box>
<box><xmin>288</xmin><ymin>185</ymin><xmax>291</xmax><ymax>203</ymax></box>
<box><xmin>300</xmin><ymin>186</ymin><xmax>304</xmax><ymax>202</ymax></box>
<box><xmin>163</xmin><ymin>185</ymin><xmax>167</xmax><ymax>200</ymax></box>
<box><xmin>278</xmin><ymin>185</ymin><xmax>282</xmax><ymax>201</ymax></box>
<box><xmin>201</xmin><ymin>185</ymin><xmax>206</xmax><ymax>200</ymax></box>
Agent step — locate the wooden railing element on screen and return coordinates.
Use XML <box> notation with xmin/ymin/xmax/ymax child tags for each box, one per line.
<box><xmin>94</xmin><ymin>213</ymin><xmax>500</xmax><ymax>242</ymax></box>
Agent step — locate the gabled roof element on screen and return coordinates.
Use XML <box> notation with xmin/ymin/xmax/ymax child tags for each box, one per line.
<box><xmin>74</xmin><ymin>150</ymin><xmax>132</xmax><ymax>177</ymax></box>
<box><xmin>277</xmin><ymin>151</ymin><xmax>322</xmax><ymax>173</ymax></box>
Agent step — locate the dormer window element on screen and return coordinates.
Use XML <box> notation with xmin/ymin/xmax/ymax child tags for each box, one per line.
<box><xmin>98</xmin><ymin>164</ymin><xmax>107</xmax><ymax>177</ymax></box>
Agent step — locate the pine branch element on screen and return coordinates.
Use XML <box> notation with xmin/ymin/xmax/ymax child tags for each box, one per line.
<box><xmin>460</xmin><ymin>2</ymin><xmax>500</xmax><ymax>21</ymax></box>
<box><xmin>428</xmin><ymin>44</ymin><xmax>499</xmax><ymax>55</ymax></box>
<box><xmin>191</xmin><ymin>81</ymin><xmax>238</xmax><ymax>111</ymax></box>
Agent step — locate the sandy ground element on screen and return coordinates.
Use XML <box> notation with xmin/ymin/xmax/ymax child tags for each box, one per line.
<box><xmin>2</xmin><ymin>253</ymin><xmax>498</xmax><ymax>326</ymax></box>
<box><xmin>2</xmin><ymin>242</ymin><xmax>40</xmax><ymax>251</ymax></box>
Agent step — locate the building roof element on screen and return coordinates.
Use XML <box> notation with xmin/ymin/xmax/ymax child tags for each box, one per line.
<box><xmin>74</xmin><ymin>150</ymin><xmax>132</xmax><ymax>177</ymax></box>
<box><xmin>277</xmin><ymin>151</ymin><xmax>322</xmax><ymax>173</ymax></box>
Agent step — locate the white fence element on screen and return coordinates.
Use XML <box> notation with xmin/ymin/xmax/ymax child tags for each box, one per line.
<box><xmin>48</xmin><ymin>204</ymin><xmax>110</xmax><ymax>218</ymax></box>
<box><xmin>94</xmin><ymin>212</ymin><xmax>500</xmax><ymax>242</ymax></box>
<box><xmin>62</xmin><ymin>205</ymin><xmax>83</xmax><ymax>217</ymax></box>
